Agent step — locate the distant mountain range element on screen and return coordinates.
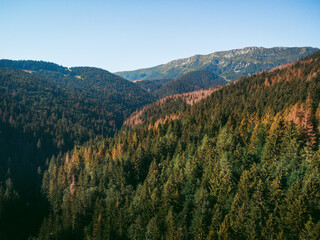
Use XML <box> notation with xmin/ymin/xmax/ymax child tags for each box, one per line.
<box><xmin>116</xmin><ymin>46</ymin><xmax>319</xmax><ymax>82</ymax></box>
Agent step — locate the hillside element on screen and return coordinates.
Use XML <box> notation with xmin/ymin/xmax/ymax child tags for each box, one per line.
<box><xmin>38</xmin><ymin>51</ymin><xmax>320</xmax><ymax>239</ymax></box>
<box><xmin>116</xmin><ymin>46</ymin><xmax>319</xmax><ymax>81</ymax></box>
<box><xmin>153</xmin><ymin>70</ymin><xmax>227</xmax><ymax>98</ymax></box>
<box><xmin>0</xmin><ymin>61</ymin><xmax>154</xmax><ymax>239</ymax></box>
<box><xmin>0</xmin><ymin>59</ymin><xmax>69</xmax><ymax>74</ymax></box>
<box><xmin>134</xmin><ymin>79</ymin><xmax>172</xmax><ymax>93</ymax></box>
<box><xmin>124</xmin><ymin>86</ymin><xmax>221</xmax><ymax>128</ymax></box>
<box><xmin>0</xmin><ymin>60</ymin><xmax>155</xmax><ymax>125</ymax></box>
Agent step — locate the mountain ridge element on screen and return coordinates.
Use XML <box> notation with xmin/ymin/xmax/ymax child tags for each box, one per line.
<box><xmin>116</xmin><ymin>46</ymin><xmax>319</xmax><ymax>81</ymax></box>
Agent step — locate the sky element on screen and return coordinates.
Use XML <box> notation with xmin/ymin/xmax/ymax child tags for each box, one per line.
<box><xmin>1</xmin><ymin>0</ymin><xmax>319</xmax><ymax>72</ymax></box>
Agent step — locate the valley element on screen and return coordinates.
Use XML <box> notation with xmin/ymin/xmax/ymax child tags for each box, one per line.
<box><xmin>0</xmin><ymin>48</ymin><xmax>319</xmax><ymax>239</ymax></box>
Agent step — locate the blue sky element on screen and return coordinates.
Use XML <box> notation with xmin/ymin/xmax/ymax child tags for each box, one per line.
<box><xmin>1</xmin><ymin>0</ymin><xmax>319</xmax><ymax>72</ymax></box>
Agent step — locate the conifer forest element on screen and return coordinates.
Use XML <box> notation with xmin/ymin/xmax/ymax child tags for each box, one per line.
<box><xmin>0</xmin><ymin>49</ymin><xmax>320</xmax><ymax>239</ymax></box>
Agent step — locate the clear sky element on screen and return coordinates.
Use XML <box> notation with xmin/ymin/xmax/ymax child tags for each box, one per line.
<box><xmin>1</xmin><ymin>0</ymin><xmax>319</xmax><ymax>72</ymax></box>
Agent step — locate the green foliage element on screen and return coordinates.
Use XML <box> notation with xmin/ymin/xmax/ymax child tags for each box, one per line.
<box><xmin>154</xmin><ymin>70</ymin><xmax>227</xmax><ymax>98</ymax></box>
<box><xmin>134</xmin><ymin>79</ymin><xmax>172</xmax><ymax>93</ymax></box>
<box><xmin>0</xmin><ymin>62</ymin><xmax>154</xmax><ymax>239</ymax></box>
<box><xmin>37</xmin><ymin>51</ymin><xmax>320</xmax><ymax>239</ymax></box>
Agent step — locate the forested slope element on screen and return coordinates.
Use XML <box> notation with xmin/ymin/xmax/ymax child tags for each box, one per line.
<box><xmin>0</xmin><ymin>62</ymin><xmax>154</xmax><ymax>239</ymax></box>
<box><xmin>0</xmin><ymin>60</ymin><xmax>154</xmax><ymax>124</ymax></box>
<box><xmin>134</xmin><ymin>79</ymin><xmax>172</xmax><ymax>93</ymax></box>
<box><xmin>123</xmin><ymin>86</ymin><xmax>221</xmax><ymax>128</ymax></box>
<box><xmin>134</xmin><ymin>70</ymin><xmax>226</xmax><ymax>98</ymax></box>
<box><xmin>153</xmin><ymin>70</ymin><xmax>227</xmax><ymax>98</ymax></box>
<box><xmin>39</xmin><ymin>51</ymin><xmax>320</xmax><ymax>239</ymax></box>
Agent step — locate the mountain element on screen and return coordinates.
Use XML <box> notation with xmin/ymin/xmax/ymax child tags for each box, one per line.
<box><xmin>0</xmin><ymin>60</ymin><xmax>155</xmax><ymax>125</ymax></box>
<box><xmin>38</xmin><ymin>51</ymin><xmax>320</xmax><ymax>239</ymax></box>
<box><xmin>153</xmin><ymin>70</ymin><xmax>227</xmax><ymax>98</ymax></box>
<box><xmin>116</xmin><ymin>46</ymin><xmax>319</xmax><ymax>81</ymax></box>
<box><xmin>0</xmin><ymin>60</ymin><xmax>154</xmax><ymax>239</ymax></box>
<box><xmin>134</xmin><ymin>78</ymin><xmax>172</xmax><ymax>93</ymax></box>
<box><xmin>124</xmin><ymin>86</ymin><xmax>221</xmax><ymax>128</ymax></box>
<box><xmin>134</xmin><ymin>70</ymin><xmax>227</xmax><ymax>99</ymax></box>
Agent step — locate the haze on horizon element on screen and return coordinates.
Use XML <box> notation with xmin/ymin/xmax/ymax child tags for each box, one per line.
<box><xmin>1</xmin><ymin>0</ymin><xmax>320</xmax><ymax>72</ymax></box>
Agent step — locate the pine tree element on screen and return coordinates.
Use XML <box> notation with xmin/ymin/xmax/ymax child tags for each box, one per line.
<box><xmin>282</xmin><ymin>182</ymin><xmax>308</xmax><ymax>239</ymax></box>
<box><xmin>299</xmin><ymin>216</ymin><xmax>320</xmax><ymax>240</ymax></box>
<box><xmin>145</xmin><ymin>217</ymin><xmax>160</xmax><ymax>240</ymax></box>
